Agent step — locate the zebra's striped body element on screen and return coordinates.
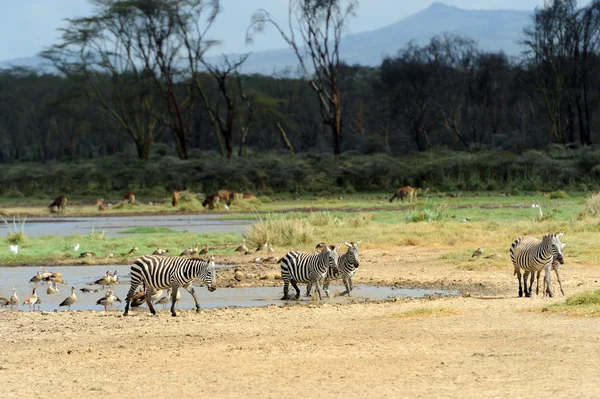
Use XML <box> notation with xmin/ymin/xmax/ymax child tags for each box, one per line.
<box><xmin>306</xmin><ymin>241</ymin><xmax>361</xmax><ymax>297</ymax></box>
<box><xmin>123</xmin><ymin>255</ymin><xmax>216</xmax><ymax>317</ymax></box>
<box><xmin>279</xmin><ymin>245</ymin><xmax>339</xmax><ymax>300</ymax></box>
<box><xmin>510</xmin><ymin>232</ymin><xmax>565</xmax><ymax>298</ymax></box>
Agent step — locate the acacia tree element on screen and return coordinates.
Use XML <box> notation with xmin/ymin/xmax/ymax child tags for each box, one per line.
<box><xmin>42</xmin><ymin>0</ymin><xmax>221</xmax><ymax>160</ymax></box>
<box><xmin>247</xmin><ymin>0</ymin><xmax>357</xmax><ymax>155</ymax></box>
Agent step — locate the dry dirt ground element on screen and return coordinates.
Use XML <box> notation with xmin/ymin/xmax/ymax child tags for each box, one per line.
<box><xmin>2</xmin><ymin>247</ymin><xmax>600</xmax><ymax>398</ymax></box>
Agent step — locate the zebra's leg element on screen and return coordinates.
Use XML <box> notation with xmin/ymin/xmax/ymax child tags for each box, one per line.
<box><xmin>535</xmin><ymin>270</ymin><xmax>542</xmax><ymax>296</ymax></box>
<box><xmin>527</xmin><ymin>271</ymin><xmax>535</xmax><ymax>298</ymax></box>
<box><xmin>290</xmin><ymin>279</ymin><xmax>301</xmax><ymax>300</ymax></box>
<box><xmin>342</xmin><ymin>277</ymin><xmax>352</xmax><ymax>297</ymax></box>
<box><xmin>544</xmin><ymin>264</ymin><xmax>554</xmax><ymax>298</ymax></box>
<box><xmin>323</xmin><ymin>277</ymin><xmax>331</xmax><ymax>298</ymax></box>
<box><xmin>123</xmin><ymin>281</ymin><xmax>141</xmax><ymax>316</ymax></box>
<box><xmin>516</xmin><ymin>269</ymin><xmax>523</xmax><ymax>297</ymax></box>
<box><xmin>554</xmin><ymin>266</ymin><xmax>565</xmax><ymax>296</ymax></box>
<box><xmin>182</xmin><ymin>284</ymin><xmax>201</xmax><ymax>313</ymax></box>
<box><xmin>305</xmin><ymin>282</ymin><xmax>312</xmax><ymax>297</ymax></box>
<box><xmin>145</xmin><ymin>291</ymin><xmax>157</xmax><ymax>316</ymax></box>
<box><xmin>171</xmin><ymin>285</ymin><xmax>180</xmax><ymax>317</ymax></box>
<box><xmin>315</xmin><ymin>277</ymin><xmax>325</xmax><ymax>300</ymax></box>
<box><xmin>523</xmin><ymin>271</ymin><xmax>531</xmax><ymax>297</ymax></box>
<box><xmin>281</xmin><ymin>278</ymin><xmax>291</xmax><ymax>300</ymax></box>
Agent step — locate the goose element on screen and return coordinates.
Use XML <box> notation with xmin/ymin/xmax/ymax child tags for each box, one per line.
<box><xmin>34</xmin><ymin>297</ymin><xmax>42</xmax><ymax>311</ymax></box>
<box><xmin>9</xmin><ymin>287</ymin><xmax>19</xmax><ymax>308</ymax></box>
<box><xmin>472</xmin><ymin>248</ymin><xmax>483</xmax><ymax>258</ymax></box>
<box><xmin>0</xmin><ymin>295</ymin><xmax>10</xmax><ymax>307</ymax></box>
<box><xmin>153</xmin><ymin>248</ymin><xmax>168</xmax><ymax>255</ymax></box>
<box><xmin>255</xmin><ymin>239</ymin><xmax>269</xmax><ymax>252</ymax></box>
<box><xmin>105</xmin><ymin>252</ymin><xmax>115</xmax><ymax>258</ymax></box>
<box><xmin>23</xmin><ymin>287</ymin><xmax>38</xmax><ymax>311</ymax></box>
<box><xmin>94</xmin><ymin>271</ymin><xmax>112</xmax><ymax>287</ymax></box>
<box><xmin>79</xmin><ymin>252</ymin><xmax>97</xmax><ymax>258</ymax></box>
<box><xmin>267</xmin><ymin>242</ymin><xmax>275</xmax><ymax>256</ymax></box>
<box><xmin>155</xmin><ymin>289</ymin><xmax>171</xmax><ymax>310</ymax></box>
<box><xmin>130</xmin><ymin>290</ymin><xmax>146</xmax><ymax>308</ymax></box>
<box><xmin>198</xmin><ymin>243</ymin><xmax>209</xmax><ymax>256</ymax></box>
<box><xmin>109</xmin><ymin>270</ymin><xmax>119</xmax><ymax>284</ymax></box>
<box><xmin>150</xmin><ymin>289</ymin><xmax>163</xmax><ymax>304</ymax></box>
<box><xmin>96</xmin><ymin>290</ymin><xmax>121</xmax><ymax>311</ymax></box>
<box><xmin>127</xmin><ymin>247</ymin><xmax>138</xmax><ymax>255</ymax></box>
<box><xmin>29</xmin><ymin>271</ymin><xmax>43</xmax><ymax>285</ymax></box>
<box><xmin>180</xmin><ymin>247</ymin><xmax>194</xmax><ymax>256</ymax></box>
<box><xmin>235</xmin><ymin>239</ymin><xmax>249</xmax><ymax>255</ymax></box>
<box><xmin>47</xmin><ymin>282</ymin><xmax>59</xmax><ymax>295</ymax></box>
<box><xmin>59</xmin><ymin>287</ymin><xmax>77</xmax><ymax>311</ymax></box>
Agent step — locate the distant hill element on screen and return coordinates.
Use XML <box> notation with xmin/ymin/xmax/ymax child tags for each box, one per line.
<box><xmin>0</xmin><ymin>2</ymin><xmax>532</xmax><ymax>75</ymax></box>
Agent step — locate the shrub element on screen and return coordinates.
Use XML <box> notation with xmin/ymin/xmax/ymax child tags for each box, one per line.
<box><xmin>582</xmin><ymin>193</ymin><xmax>600</xmax><ymax>216</ymax></box>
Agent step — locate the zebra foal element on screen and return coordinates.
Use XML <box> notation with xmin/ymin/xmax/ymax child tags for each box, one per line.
<box><xmin>123</xmin><ymin>255</ymin><xmax>217</xmax><ymax>317</ymax></box>
<box><xmin>279</xmin><ymin>245</ymin><xmax>339</xmax><ymax>300</ymax></box>
<box><xmin>306</xmin><ymin>241</ymin><xmax>361</xmax><ymax>297</ymax></box>
<box><xmin>510</xmin><ymin>232</ymin><xmax>565</xmax><ymax>298</ymax></box>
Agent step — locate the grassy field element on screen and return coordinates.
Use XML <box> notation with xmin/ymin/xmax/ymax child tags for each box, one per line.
<box><xmin>1</xmin><ymin>190</ymin><xmax>598</xmax><ymax>267</ymax></box>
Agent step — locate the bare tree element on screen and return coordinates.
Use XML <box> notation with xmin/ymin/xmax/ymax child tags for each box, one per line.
<box><xmin>247</xmin><ymin>0</ymin><xmax>357</xmax><ymax>155</ymax></box>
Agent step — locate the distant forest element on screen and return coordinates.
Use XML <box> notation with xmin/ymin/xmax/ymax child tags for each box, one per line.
<box><xmin>0</xmin><ymin>0</ymin><xmax>599</xmax><ymax>165</ymax></box>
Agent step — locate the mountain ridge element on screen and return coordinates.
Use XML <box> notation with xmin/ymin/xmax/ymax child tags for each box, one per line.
<box><xmin>0</xmin><ymin>2</ymin><xmax>533</xmax><ymax>75</ymax></box>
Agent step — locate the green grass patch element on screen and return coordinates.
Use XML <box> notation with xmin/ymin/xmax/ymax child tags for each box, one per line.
<box><xmin>545</xmin><ymin>289</ymin><xmax>600</xmax><ymax>317</ymax></box>
<box><xmin>119</xmin><ymin>226</ymin><xmax>178</xmax><ymax>234</ymax></box>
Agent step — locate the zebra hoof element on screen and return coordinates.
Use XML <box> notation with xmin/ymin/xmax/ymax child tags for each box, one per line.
<box><xmin>171</xmin><ymin>313</ymin><xmax>177</xmax><ymax>317</ymax></box>
<box><xmin>123</xmin><ymin>312</ymin><xmax>129</xmax><ymax>316</ymax></box>
<box><xmin>281</xmin><ymin>296</ymin><xmax>289</xmax><ymax>300</ymax></box>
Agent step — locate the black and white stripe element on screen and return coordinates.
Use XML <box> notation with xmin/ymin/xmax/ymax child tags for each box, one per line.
<box><xmin>123</xmin><ymin>255</ymin><xmax>217</xmax><ymax>317</ymax></box>
<box><xmin>279</xmin><ymin>245</ymin><xmax>339</xmax><ymax>300</ymax></box>
<box><xmin>306</xmin><ymin>241</ymin><xmax>361</xmax><ymax>297</ymax></box>
<box><xmin>510</xmin><ymin>232</ymin><xmax>565</xmax><ymax>298</ymax></box>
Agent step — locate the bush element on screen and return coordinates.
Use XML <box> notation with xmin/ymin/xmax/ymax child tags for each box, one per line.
<box><xmin>582</xmin><ymin>193</ymin><xmax>600</xmax><ymax>216</ymax></box>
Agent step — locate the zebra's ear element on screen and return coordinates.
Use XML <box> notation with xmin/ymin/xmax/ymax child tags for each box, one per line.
<box><xmin>561</xmin><ymin>243</ymin><xmax>566</xmax><ymax>249</ymax></box>
<box><xmin>557</xmin><ymin>232</ymin><xmax>564</xmax><ymax>239</ymax></box>
<box><xmin>356</xmin><ymin>240</ymin><xmax>362</xmax><ymax>247</ymax></box>
<box><xmin>344</xmin><ymin>242</ymin><xmax>351</xmax><ymax>247</ymax></box>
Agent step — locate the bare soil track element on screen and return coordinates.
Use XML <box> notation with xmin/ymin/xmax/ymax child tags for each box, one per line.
<box><xmin>1</xmin><ymin>247</ymin><xmax>599</xmax><ymax>398</ymax></box>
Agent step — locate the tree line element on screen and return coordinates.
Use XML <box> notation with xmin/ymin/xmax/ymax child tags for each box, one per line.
<box><xmin>1</xmin><ymin>0</ymin><xmax>599</xmax><ymax>163</ymax></box>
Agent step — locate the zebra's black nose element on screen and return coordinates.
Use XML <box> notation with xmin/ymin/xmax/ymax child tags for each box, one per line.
<box><xmin>208</xmin><ymin>285</ymin><xmax>216</xmax><ymax>292</ymax></box>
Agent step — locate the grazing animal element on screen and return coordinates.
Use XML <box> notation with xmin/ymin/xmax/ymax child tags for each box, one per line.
<box><xmin>235</xmin><ymin>239</ymin><xmax>249</xmax><ymax>255</ymax></box>
<box><xmin>218</xmin><ymin>190</ymin><xmax>232</xmax><ymax>206</ymax></box>
<box><xmin>472</xmin><ymin>248</ymin><xmax>483</xmax><ymax>258</ymax></box>
<box><xmin>122</xmin><ymin>192</ymin><xmax>135</xmax><ymax>204</ymax></box>
<box><xmin>202</xmin><ymin>194</ymin><xmax>219</xmax><ymax>210</ymax></box>
<box><xmin>59</xmin><ymin>287</ymin><xmax>77</xmax><ymax>310</ymax></box>
<box><xmin>510</xmin><ymin>232</ymin><xmax>565</xmax><ymax>298</ymax></box>
<box><xmin>123</xmin><ymin>255</ymin><xmax>217</xmax><ymax>317</ymax></box>
<box><xmin>243</xmin><ymin>193</ymin><xmax>257</xmax><ymax>200</ymax></box>
<box><xmin>23</xmin><ymin>287</ymin><xmax>38</xmax><ymax>311</ymax></box>
<box><xmin>96</xmin><ymin>199</ymin><xmax>109</xmax><ymax>211</ymax></box>
<box><xmin>49</xmin><ymin>195</ymin><xmax>67</xmax><ymax>214</ymax></box>
<box><xmin>389</xmin><ymin>186</ymin><xmax>418</xmax><ymax>207</ymax></box>
<box><xmin>279</xmin><ymin>245</ymin><xmax>340</xmax><ymax>300</ymax></box>
<box><xmin>171</xmin><ymin>190</ymin><xmax>180</xmax><ymax>207</ymax></box>
<box><xmin>307</xmin><ymin>241</ymin><xmax>361</xmax><ymax>297</ymax></box>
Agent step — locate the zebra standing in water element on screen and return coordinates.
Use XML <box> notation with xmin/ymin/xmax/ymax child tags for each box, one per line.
<box><xmin>279</xmin><ymin>245</ymin><xmax>340</xmax><ymax>300</ymax></box>
<box><xmin>306</xmin><ymin>241</ymin><xmax>361</xmax><ymax>297</ymax></box>
<box><xmin>510</xmin><ymin>232</ymin><xmax>565</xmax><ymax>298</ymax></box>
<box><xmin>123</xmin><ymin>255</ymin><xmax>217</xmax><ymax>317</ymax></box>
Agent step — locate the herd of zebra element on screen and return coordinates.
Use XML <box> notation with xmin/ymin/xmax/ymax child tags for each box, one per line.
<box><xmin>122</xmin><ymin>230</ymin><xmax>567</xmax><ymax>317</ymax></box>
<box><xmin>124</xmin><ymin>241</ymin><xmax>361</xmax><ymax>317</ymax></box>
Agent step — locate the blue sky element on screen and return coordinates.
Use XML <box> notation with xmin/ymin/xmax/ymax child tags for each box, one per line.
<box><xmin>0</xmin><ymin>0</ymin><xmax>592</xmax><ymax>61</ymax></box>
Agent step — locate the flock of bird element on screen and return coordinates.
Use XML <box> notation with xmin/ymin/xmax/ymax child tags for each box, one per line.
<box><xmin>1</xmin><ymin>238</ymin><xmax>274</xmax><ymax>312</ymax></box>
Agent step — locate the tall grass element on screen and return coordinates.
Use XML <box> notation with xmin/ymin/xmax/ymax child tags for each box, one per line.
<box><xmin>3</xmin><ymin>215</ymin><xmax>27</xmax><ymax>244</ymax></box>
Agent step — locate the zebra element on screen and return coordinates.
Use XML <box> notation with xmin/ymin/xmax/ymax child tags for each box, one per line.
<box><xmin>510</xmin><ymin>232</ymin><xmax>565</xmax><ymax>298</ymax></box>
<box><xmin>535</xmin><ymin>257</ymin><xmax>566</xmax><ymax>297</ymax></box>
<box><xmin>279</xmin><ymin>245</ymin><xmax>340</xmax><ymax>300</ymax></box>
<box><xmin>123</xmin><ymin>255</ymin><xmax>217</xmax><ymax>317</ymax></box>
<box><xmin>306</xmin><ymin>241</ymin><xmax>361</xmax><ymax>297</ymax></box>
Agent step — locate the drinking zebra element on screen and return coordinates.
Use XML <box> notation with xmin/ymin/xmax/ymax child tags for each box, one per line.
<box><xmin>123</xmin><ymin>255</ymin><xmax>217</xmax><ymax>317</ymax></box>
<box><xmin>510</xmin><ymin>232</ymin><xmax>565</xmax><ymax>298</ymax></box>
<box><xmin>279</xmin><ymin>245</ymin><xmax>340</xmax><ymax>300</ymax></box>
<box><xmin>306</xmin><ymin>241</ymin><xmax>361</xmax><ymax>297</ymax></box>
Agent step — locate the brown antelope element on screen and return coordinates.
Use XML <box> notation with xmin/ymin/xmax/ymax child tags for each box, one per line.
<box><xmin>48</xmin><ymin>195</ymin><xmax>67</xmax><ymax>214</ymax></box>
<box><xmin>122</xmin><ymin>192</ymin><xmax>135</xmax><ymax>204</ymax></box>
<box><xmin>171</xmin><ymin>190</ymin><xmax>180</xmax><ymax>207</ymax></box>
<box><xmin>218</xmin><ymin>189</ymin><xmax>232</xmax><ymax>206</ymax></box>
<box><xmin>389</xmin><ymin>186</ymin><xmax>421</xmax><ymax>209</ymax></box>
<box><xmin>243</xmin><ymin>193</ymin><xmax>257</xmax><ymax>200</ymax></box>
<box><xmin>96</xmin><ymin>199</ymin><xmax>108</xmax><ymax>211</ymax></box>
<box><xmin>202</xmin><ymin>194</ymin><xmax>219</xmax><ymax>210</ymax></box>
